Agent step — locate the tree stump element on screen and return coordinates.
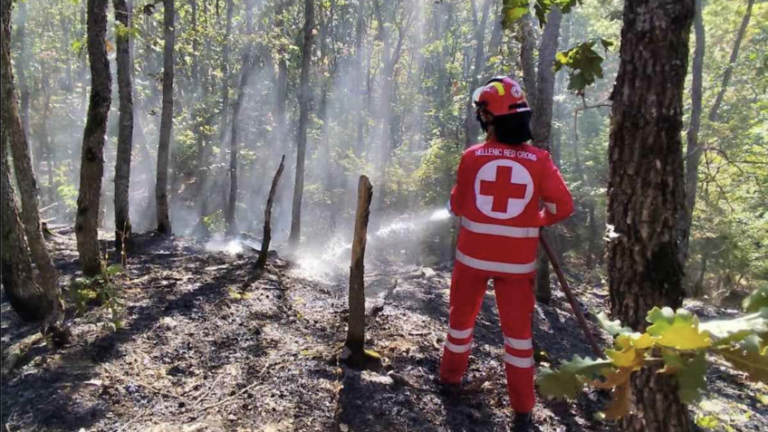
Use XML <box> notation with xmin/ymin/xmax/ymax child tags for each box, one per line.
<box><xmin>342</xmin><ymin>176</ymin><xmax>380</xmax><ymax>370</ymax></box>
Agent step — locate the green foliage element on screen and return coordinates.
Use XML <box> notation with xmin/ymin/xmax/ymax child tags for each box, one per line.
<box><xmin>202</xmin><ymin>210</ymin><xmax>226</xmax><ymax>233</ymax></box>
<box><xmin>502</xmin><ymin>0</ymin><xmax>583</xmax><ymax>28</ymax></box>
<box><xmin>743</xmin><ymin>286</ymin><xmax>768</xmax><ymax>313</ymax></box>
<box><xmin>554</xmin><ymin>39</ymin><xmax>613</xmax><ymax>93</ymax></box>
<box><xmin>537</xmin><ymin>288</ymin><xmax>768</xmax><ymax>418</ymax></box>
<box><xmin>69</xmin><ymin>264</ymin><xmax>125</xmax><ymax>331</ymax></box>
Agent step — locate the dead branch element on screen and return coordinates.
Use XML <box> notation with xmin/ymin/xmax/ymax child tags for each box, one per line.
<box><xmin>256</xmin><ymin>155</ymin><xmax>286</xmax><ymax>271</ymax></box>
<box><xmin>1</xmin><ymin>332</ymin><xmax>44</xmax><ymax>376</ymax></box>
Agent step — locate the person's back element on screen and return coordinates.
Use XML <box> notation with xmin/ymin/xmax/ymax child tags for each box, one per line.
<box><xmin>440</xmin><ymin>76</ymin><xmax>573</xmax><ymax>432</ymax></box>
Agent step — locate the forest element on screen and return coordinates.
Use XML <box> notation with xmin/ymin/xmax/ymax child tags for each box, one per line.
<box><xmin>1</xmin><ymin>0</ymin><xmax>767</xmax><ymax>431</ymax></box>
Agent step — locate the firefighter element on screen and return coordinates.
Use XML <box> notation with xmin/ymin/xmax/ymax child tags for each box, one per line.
<box><xmin>440</xmin><ymin>76</ymin><xmax>574</xmax><ymax>431</ymax></box>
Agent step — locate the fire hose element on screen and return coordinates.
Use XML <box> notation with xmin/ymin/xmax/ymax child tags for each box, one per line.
<box><xmin>539</xmin><ymin>233</ymin><xmax>605</xmax><ymax>359</ymax></box>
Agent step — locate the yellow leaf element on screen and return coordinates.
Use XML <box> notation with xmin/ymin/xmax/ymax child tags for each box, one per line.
<box><xmin>593</xmin><ymin>367</ymin><xmax>633</xmax><ymax>390</ymax></box>
<box><xmin>606</xmin><ymin>346</ymin><xmax>637</xmax><ymax>368</ymax></box>
<box><xmin>631</xmin><ymin>333</ymin><xmax>655</xmax><ymax>350</ymax></box>
<box><xmin>655</xmin><ymin>320</ymin><xmax>711</xmax><ymax>350</ymax></box>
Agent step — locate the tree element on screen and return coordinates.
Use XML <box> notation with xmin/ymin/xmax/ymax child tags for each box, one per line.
<box><xmin>606</xmin><ymin>0</ymin><xmax>695</xmax><ymax>430</ymax></box>
<box><xmin>76</xmin><ymin>0</ymin><xmax>111</xmax><ymax>276</ymax></box>
<box><xmin>156</xmin><ymin>0</ymin><xmax>174</xmax><ymax>235</ymax></box>
<box><xmin>288</xmin><ymin>0</ymin><xmax>315</xmax><ymax>250</ymax></box>
<box><xmin>683</xmin><ymin>0</ymin><xmax>755</xmax><ymax>267</ymax></box>
<box><xmin>114</xmin><ymin>0</ymin><xmax>134</xmax><ymax>252</ymax></box>
<box><xmin>225</xmin><ymin>0</ymin><xmax>257</xmax><ymax>237</ymax></box>
<box><xmin>464</xmin><ymin>0</ymin><xmax>493</xmax><ymax>148</ymax></box>
<box><xmin>2</xmin><ymin>0</ymin><xmax>65</xmax><ymax>308</ymax></box>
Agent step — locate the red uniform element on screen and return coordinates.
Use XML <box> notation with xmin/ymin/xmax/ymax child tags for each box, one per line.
<box><xmin>440</xmin><ymin>139</ymin><xmax>573</xmax><ymax>413</ymax></box>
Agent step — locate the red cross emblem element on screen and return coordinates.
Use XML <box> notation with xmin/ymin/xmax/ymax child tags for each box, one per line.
<box><xmin>479</xmin><ymin>166</ymin><xmax>528</xmax><ymax>213</ymax></box>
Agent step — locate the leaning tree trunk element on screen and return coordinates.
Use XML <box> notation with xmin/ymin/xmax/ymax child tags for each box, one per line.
<box><xmin>288</xmin><ymin>0</ymin><xmax>315</xmax><ymax>250</ymax></box>
<box><xmin>156</xmin><ymin>0</ymin><xmax>174</xmax><ymax>235</ymax></box>
<box><xmin>531</xmin><ymin>7</ymin><xmax>563</xmax><ymax>305</ymax></box>
<box><xmin>76</xmin><ymin>0</ymin><xmax>112</xmax><ymax>276</ymax></box>
<box><xmin>15</xmin><ymin>0</ymin><xmax>29</xmax><ymax>144</ymax></box>
<box><xmin>1</xmin><ymin>1</ymin><xmax>63</xmax><ymax>325</ymax></box>
<box><xmin>1</xmin><ymin>129</ymin><xmax>50</xmax><ymax>322</ymax></box>
<box><xmin>607</xmin><ymin>1</ymin><xmax>695</xmax><ymax>431</ymax></box>
<box><xmin>113</xmin><ymin>0</ymin><xmax>134</xmax><ymax>252</ymax></box>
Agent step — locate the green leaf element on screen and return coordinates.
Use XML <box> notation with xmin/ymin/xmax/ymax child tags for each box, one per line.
<box><xmin>700</xmin><ymin>308</ymin><xmax>768</xmax><ymax>345</ymax></box>
<box><xmin>596</xmin><ymin>311</ymin><xmax>633</xmax><ymax>336</ymax></box>
<box><xmin>695</xmin><ymin>415</ymin><xmax>720</xmax><ymax>429</ymax></box>
<box><xmin>554</xmin><ymin>40</ymin><xmax>607</xmax><ymax>92</ymax></box>
<box><xmin>537</xmin><ymin>355</ymin><xmax>613</xmax><ymax>400</ymax></box>
<box><xmin>646</xmin><ymin>307</ymin><xmax>712</xmax><ymax>350</ymax></box>
<box><xmin>718</xmin><ymin>334</ymin><xmax>768</xmax><ymax>384</ymax></box>
<box><xmin>675</xmin><ymin>352</ymin><xmax>708</xmax><ymax>404</ymax></box>
<box><xmin>743</xmin><ymin>287</ymin><xmax>768</xmax><ymax>313</ymax></box>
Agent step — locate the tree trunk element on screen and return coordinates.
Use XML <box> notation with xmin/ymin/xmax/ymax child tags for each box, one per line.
<box><xmin>518</xmin><ymin>12</ymin><xmax>537</xmax><ymax>111</ymax></box>
<box><xmin>15</xmin><ymin>0</ymin><xmax>29</xmax><ymax>144</ymax></box>
<box><xmin>288</xmin><ymin>0</ymin><xmax>315</xmax><ymax>250</ymax></box>
<box><xmin>1</xmin><ymin>129</ymin><xmax>50</xmax><ymax>322</ymax></box>
<box><xmin>76</xmin><ymin>0</ymin><xmax>111</xmax><ymax>276</ymax></box>
<box><xmin>464</xmin><ymin>0</ymin><xmax>492</xmax><ymax>148</ymax></box>
<box><xmin>256</xmin><ymin>155</ymin><xmax>286</xmax><ymax>271</ymax></box>
<box><xmin>683</xmin><ymin>0</ymin><xmax>754</xmax><ymax>263</ymax></box>
<box><xmin>531</xmin><ymin>7</ymin><xmax>563</xmax><ymax>305</ymax></box>
<box><xmin>353</xmin><ymin>0</ymin><xmax>365</xmax><ymax>157</ymax></box>
<box><xmin>218</xmin><ymin>0</ymin><xmax>235</xmax><ymax>143</ymax></box>
<box><xmin>156</xmin><ymin>0</ymin><xmax>174</xmax><ymax>235</ymax></box>
<box><xmin>190</xmin><ymin>0</ymin><xmax>199</xmax><ymax>90</ymax></box>
<box><xmin>226</xmin><ymin>50</ymin><xmax>256</xmax><ymax>237</ymax></box>
<box><xmin>607</xmin><ymin>1</ymin><xmax>694</xmax><ymax>430</ymax></box>
<box><xmin>344</xmin><ymin>175</ymin><xmax>373</xmax><ymax>366</ymax></box>
<box><xmin>274</xmin><ymin>0</ymin><xmax>288</xmax><ymax>145</ymax></box>
<box><xmin>114</xmin><ymin>0</ymin><xmax>134</xmax><ymax>252</ymax></box>
<box><xmin>1</xmin><ymin>0</ymin><xmax>65</xmax><ymax>332</ymax></box>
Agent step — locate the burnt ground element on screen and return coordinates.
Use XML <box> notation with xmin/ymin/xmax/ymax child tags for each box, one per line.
<box><xmin>1</xmin><ymin>231</ymin><xmax>767</xmax><ymax>432</ymax></box>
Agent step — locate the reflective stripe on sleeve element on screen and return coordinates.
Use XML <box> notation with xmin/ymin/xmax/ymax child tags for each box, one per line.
<box><xmin>503</xmin><ymin>353</ymin><xmax>534</xmax><ymax>368</ymax></box>
<box><xmin>445</xmin><ymin>340</ymin><xmax>472</xmax><ymax>354</ymax></box>
<box><xmin>461</xmin><ymin>218</ymin><xmax>539</xmax><ymax>238</ymax></box>
<box><xmin>449</xmin><ymin>327</ymin><xmax>474</xmax><ymax>339</ymax></box>
<box><xmin>544</xmin><ymin>202</ymin><xmax>557</xmax><ymax>214</ymax></box>
<box><xmin>456</xmin><ymin>250</ymin><xmax>537</xmax><ymax>274</ymax></box>
<box><xmin>505</xmin><ymin>337</ymin><xmax>533</xmax><ymax>350</ymax></box>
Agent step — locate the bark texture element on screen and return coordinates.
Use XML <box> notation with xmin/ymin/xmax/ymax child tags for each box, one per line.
<box><xmin>288</xmin><ymin>0</ymin><xmax>315</xmax><ymax>250</ymax></box>
<box><xmin>156</xmin><ymin>0</ymin><xmax>174</xmax><ymax>235</ymax></box>
<box><xmin>114</xmin><ymin>0</ymin><xmax>134</xmax><ymax>252</ymax></box>
<box><xmin>76</xmin><ymin>0</ymin><xmax>111</xmax><ymax>276</ymax></box>
<box><xmin>1</xmin><ymin>137</ymin><xmax>49</xmax><ymax>321</ymax></box>
<box><xmin>518</xmin><ymin>13</ymin><xmax>537</xmax><ymax>111</ymax></box>
<box><xmin>2</xmin><ymin>0</ymin><xmax>63</xmax><ymax>321</ymax></box>
<box><xmin>607</xmin><ymin>0</ymin><xmax>695</xmax><ymax>430</ymax></box>
<box><xmin>256</xmin><ymin>155</ymin><xmax>286</xmax><ymax>271</ymax></box>
<box><xmin>345</xmin><ymin>176</ymin><xmax>374</xmax><ymax>365</ymax></box>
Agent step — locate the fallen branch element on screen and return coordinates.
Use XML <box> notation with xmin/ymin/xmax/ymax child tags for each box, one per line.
<box><xmin>1</xmin><ymin>332</ymin><xmax>44</xmax><ymax>376</ymax></box>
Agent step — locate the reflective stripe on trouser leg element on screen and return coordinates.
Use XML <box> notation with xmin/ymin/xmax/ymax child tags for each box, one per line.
<box><xmin>494</xmin><ymin>276</ymin><xmax>536</xmax><ymax>413</ymax></box>
<box><xmin>440</xmin><ymin>261</ymin><xmax>490</xmax><ymax>384</ymax></box>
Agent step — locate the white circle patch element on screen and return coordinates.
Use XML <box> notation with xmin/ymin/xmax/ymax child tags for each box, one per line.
<box><xmin>474</xmin><ymin>160</ymin><xmax>533</xmax><ymax>219</ymax></box>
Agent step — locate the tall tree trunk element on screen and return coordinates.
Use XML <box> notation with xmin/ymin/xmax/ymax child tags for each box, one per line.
<box><xmin>353</xmin><ymin>0</ymin><xmax>365</xmax><ymax>157</ymax></box>
<box><xmin>156</xmin><ymin>0</ymin><xmax>175</xmax><ymax>235</ymax></box>
<box><xmin>225</xmin><ymin>0</ymin><xmax>257</xmax><ymax>237</ymax></box>
<box><xmin>190</xmin><ymin>0</ymin><xmax>199</xmax><ymax>90</ymax></box>
<box><xmin>114</xmin><ymin>0</ymin><xmax>134</xmax><ymax>252</ymax></box>
<box><xmin>288</xmin><ymin>0</ymin><xmax>315</xmax><ymax>250</ymax></box>
<box><xmin>218</xmin><ymin>0</ymin><xmax>235</xmax><ymax>143</ymax></box>
<box><xmin>683</xmin><ymin>0</ymin><xmax>754</xmax><ymax>264</ymax></box>
<box><xmin>76</xmin><ymin>0</ymin><xmax>111</xmax><ymax>276</ymax></box>
<box><xmin>607</xmin><ymin>1</ymin><xmax>694</xmax><ymax>431</ymax></box>
<box><xmin>531</xmin><ymin>7</ymin><xmax>562</xmax><ymax>305</ymax></box>
<box><xmin>464</xmin><ymin>0</ymin><xmax>492</xmax><ymax>148</ymax></box>
<box><xmin>1</xmin><ymin>0</ymin><xmax>65</xmax><ymax>329</ymax></box>
<box><xmin>1</xmin><ymin>1</ymin><xmax>52</xmax><ymax>323</ymax></box>
<box><xmin>274</xmin><ymin>0</ymin><xmax>288</xmax><ymax>146</ymax></box>
<box><xmin>1</xmin><ymin>130</ymin><xmax>50</xmax><ymax>322</ymax></box>
<box><xmin>518</xmin><ymin>12</ymin><xmax>537</xmax><ymax>111</ymax></box>
<box><xmin>15</xmin><ymin>0</ymin><xmax>29</xmax><ymax>144</ymax></box>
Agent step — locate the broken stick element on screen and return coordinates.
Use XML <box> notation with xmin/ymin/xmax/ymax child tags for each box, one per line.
<box><xmin>343</xmin><ymin>176</ymin><xmax>375</xmax><ymax>368</ymax></box>
<box><xmin>256</xmin><ymin>155</ymin><xmax>286</xmax><ymax>271</ymax></box>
